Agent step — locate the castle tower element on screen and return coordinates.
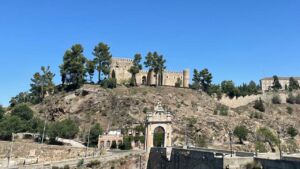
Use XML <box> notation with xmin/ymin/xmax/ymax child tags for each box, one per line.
<box><xmin>183</xmin><ymin>69</ymin><xmax>190</xmax><ymax>88</ymax></box>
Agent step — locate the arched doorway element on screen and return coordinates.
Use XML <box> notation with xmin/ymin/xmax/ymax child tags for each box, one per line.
<box><xmin>142</xmin><ymin>76</ymin><xmax>147</xmax><ymax>85</ymax></box>
<box><xmin>153</xmin><ymin>126</ymin><xmax>165</xmax><ymax>147</ymax></box>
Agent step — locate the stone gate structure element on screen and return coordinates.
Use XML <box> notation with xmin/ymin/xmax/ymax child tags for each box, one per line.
<box><xmin>145</xmin><ymin>103</ymin><xmax>172</xmax><ymax>152</ymax></box>
<box><xmin>110</xmin><ymin>58</ymin><xmax>190</xmax><ymax>87</ymax></box>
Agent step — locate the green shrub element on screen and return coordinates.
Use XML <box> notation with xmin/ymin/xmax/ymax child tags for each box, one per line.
<box><xmin>287</xmin><ymin>106</ymin><xmax>293</xmax><ymax>115</ymax></box>
<box><xmin>119</xmin><ymin>136</ymin><xmax>132</xmax><ymax>150</ymax></box>
<box><xmin>186</xmin><ymin>117</ymin><xmax>197</xmax><ymax>127</ymax></box>
<box><xmin>250</xmin><ymin>112</ymin><xmax>263</xmax><ymax>119</ymax></box>
<box><xmin>272</xmin><ymin>95</ymin><xmax>281</xmax><ymax>104</ymax></box>
<box><xmin>0</xmin><ymin>105</ymin><xmax>5</xmax><ymax>120</ymax></box>
<box><xmin>87</xmin><ymin>123</ymin><xmax>103</xmax><ymax>147</ymax></box>
<box><xmin>101</xmin><ymin>78</ymin><xmax>117</xmax><ymax>89</ymax></box>
<box><xmin>214</xmin><ymin>105</ymin><xmax>229</xmax><ymax>116</ymax></box>
<box><xmin>255</xmin><ymin>141</ymin><xmax>267</xmax><ymax>153</ymax></box>
<box><xmin>11</xmin><ymin>103</ymin><xmax>34</xmax><ymax>120</ymax></box>
<box><xmin>143</xmin><ymin>107</ymin><xmax>148</xmax><ymax>114</ymax></box>
<box><xmin>287</xmin><ymin>126</ymin><xmax>298</xmax><ymax>138</ymax></box>
<box><xmin>196</xmin><ymin>135</ymin><xmax>207</xmax><ymax>147</ymax></box>
<box><xmin>86</xmin><ymin>160</ymin><xmax>101</xmax><ymax>168</ymax></box>
<box><xmin>77</xmin><ymin>159</ymin><xmax>84</xmax><ymax>167</ymax></box>
<box><xmin>0</xmin><ymin>116</ymin><xmax>27</xmax><ymax>140</ymax></box>
<box><xmin>253</xmin><ymin>98</ymin><xmax>265</xmax><ymax>112</ymax></box>
<box><xmin>286</xmin><ymin>93</ymin><xmax>296</xmax><ymax>104</ymax></box>
<box><xmin>256</xmin><ymin>127</ymin><xmax>279</xmax><ymax>150</ymax></box>
<box><xmin>233</xmin><ymin>125</ymin><xmax>249</xmax><ymax>144</ymax></box>
<box><xmin>47</xmin><ymin>119</ymin><xmax>79</xmax><ymax>143</ymax></box>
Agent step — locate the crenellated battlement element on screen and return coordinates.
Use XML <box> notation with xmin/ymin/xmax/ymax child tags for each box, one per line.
<box><xmin>112</xmin><ymin>57</ymin><xmax>133</xmax><ymax>62</ymax></box>
<box><xmin>164</xmin><ymin>71</ymin><xmax>183</xmax><ymax>75</ymax></box>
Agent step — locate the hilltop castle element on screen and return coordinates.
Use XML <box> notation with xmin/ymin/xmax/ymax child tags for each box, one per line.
<box><xmin>110</xmin><ymin>58</ymin><xmax>190</xmax><ymax>88</ymax></box>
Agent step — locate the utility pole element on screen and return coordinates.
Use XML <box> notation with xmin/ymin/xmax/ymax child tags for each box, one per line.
<box><xmin>41</xmin><ymin>113</ymin><xmax>48</xmax><ymax>145</ymax></box>
<box><xmin>229</xmin><ymin>131</ymin><xmax>233</xmax><ymax>157</ymax></box>
<box><xmin>185</xmin><ymin>124</ymin><xmax>188</xmax><ymax>148</ymax></box>
<box><xmin>277</xmin><ymin>131</ymin><xmax>282</xmax><ymax>159</ymax></box>
<box><xmin>85</xmin><ymin>126</ymin><xmax>91</xmax><ymax>157</ymax></box>
<box><xmin>7</xmin><ymin>133</ymin><xmax>15</xmax><ymax>168</ymax></box>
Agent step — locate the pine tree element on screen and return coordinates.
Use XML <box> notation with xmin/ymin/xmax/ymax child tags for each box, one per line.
<box><xmin>128</xmin><ymin>54</ymin><xmax>142</xmax><ymax>86</ymax></box>
<box><xmin>144</xmin><ymin>52</ymin><xmax>166</xmax><ymax>87</ymax></box>
<box><xmin>86</xmin><ymin>60</ymin><xmax>96</xmax><ymax>83</ymax></box>
<box><xmin>199</xmin><ymin>68</ymin><xmax>212</xmax><ymax>93</ymax></box>
<box><xmin>30</xmin><ymin>66</ymin><xmax>55</xmax><ymax>102</ymax></box>
<box><xmin>289</xmin><ymin>77</ymin><xmax>300</xmax><ymax>91</ymax></box>
<box><xmin>272</xmin><ymin>75</ymin><xmax>282</xmax><ymax>91</ymax></box>
<box><xmin>191</xmin><ymin>69</ymin><xmax>201</xmax><ymax>90</ymax></box>
<box><xmin>93</xmin><ymin>42</ymin><xmax>112</xmax><ymax>84</ymax></box>
<box><xmin>60</xmin><ymin>44</ymin><xmax>87</xmax><ymax>89</ymax></box>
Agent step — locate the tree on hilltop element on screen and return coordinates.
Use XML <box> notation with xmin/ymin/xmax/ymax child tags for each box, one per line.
<box><xmin>129</xmin><ymin>53</ymin><xmax>142</xmax><ymax>86</ymax></box>
<box><xmin>272</xmin><ymin>75</ymin><xmax>282</xmax><ymax>91</ymax></box>
<box><xmin>191</xmin><ymin>69</ymin><xmax>201</xmax><ymax>90</ymax></box>
<box><xmin>30</xmin><ymin>66</ymin><xmax>55</xmax><ymax>102</ymax></box>
<box><xmin>93</xmin><ymin>42</ymin><xmax>112</xmax><ymax>84</ymax></box>
<box><xmin>144</xmin><ymin>52</ymin><xmax>166</xmax><ymax>87</ymax></box>
<box><xmin>60</xmin><ymin>44</ymin><xmax>87</xmax><ymax>89</ymax></box>
<box><xmin>199</xmin><ymin>68</ymin><xmax>212</xmax><ymax>93</ymax></box>
<box><xmin>289</xmin><ymin>77</ymin><xmax>300</xmax><ymax>91</ymax></box>
<box><xmin>86</xmin><ymin>60</ymin><xmax>96</xmax><ymax>83</ymax></box>
<box><xmin>0</xmin><ymin>105</ymin><xmax>5</xmax><ymax>120</ymax></box>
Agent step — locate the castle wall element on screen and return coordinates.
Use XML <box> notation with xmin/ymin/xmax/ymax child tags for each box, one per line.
<box><xmin>110</xmin><ymin>58</ymin><xmax>189</xmax><ymax>87</ymax></box>
<box><xmin>111</xmin><ymin>58</ymin><xmax>133</xmax><ymax>84</ymax></box>
<box><xmin>162</xmin><ymin>72</ymin><xmax>183</xmax><ymax>87</ymax></box>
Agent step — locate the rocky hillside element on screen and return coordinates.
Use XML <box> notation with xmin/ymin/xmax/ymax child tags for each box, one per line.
<box><xmin>33</xmin><ymin>85</ymin><xmax>300</xmax><ymax>152</ymax></box>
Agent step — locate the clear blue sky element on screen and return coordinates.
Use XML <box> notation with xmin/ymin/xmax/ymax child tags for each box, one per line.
<box><xmin>1</xmin><ymin>0</ymin><xmax>300</xmax><ymax>106</ymax></box>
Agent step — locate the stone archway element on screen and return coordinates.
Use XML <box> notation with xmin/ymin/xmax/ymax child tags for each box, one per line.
<box><xmin>145</xmin><ymin>102</ymin><xmax>172</xmax><ymax>152</ymax></box>
<box><xmin>153</xmin><ymin>126</ymin><xmax>165</xmax><ymax>147</ymax></box>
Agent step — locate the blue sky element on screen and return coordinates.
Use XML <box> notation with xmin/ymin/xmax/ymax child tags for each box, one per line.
<box><xmin>1</xmin><ymin>0</ymin><xmax>300</xmax><ymax>106</ymax></box>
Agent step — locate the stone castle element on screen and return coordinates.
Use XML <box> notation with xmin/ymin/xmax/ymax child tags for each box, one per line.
<box><xmin>110</xmin><ymin>57</ymin><xmax>190</xmax><ymax>88</ymax></box>
<box><xmin>260</xmin><ymin>77</ymin><xmax>300</xmax><ymax>92</ymax></box>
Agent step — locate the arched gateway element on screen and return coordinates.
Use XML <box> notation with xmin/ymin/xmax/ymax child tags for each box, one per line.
<box><xmin>145</xmin><ymin>102</ymin><xmax>172</xmax><ymax>152</ymax></box>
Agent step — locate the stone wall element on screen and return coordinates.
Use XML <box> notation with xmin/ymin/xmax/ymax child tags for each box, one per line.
<box><xmin>219</xmin><ymin>92</ymin><xmax>292</xmax><ymax>108</ymax></box>
<box><xmin>147</xmin><ymin>148</ymin><xmax>223</xmax><ymax>169</ymax></box>
<box><xmin>0</xmin><ymin>141</ymin><xmax>94</xmax><ymax>166</ymax></box>
<box><xmin>255</xmin><ymin>157</ymin><xmax>300</xmax><ymax>169</ymax></box>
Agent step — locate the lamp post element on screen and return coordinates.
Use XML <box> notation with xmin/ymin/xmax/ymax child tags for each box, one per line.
<box><xmin>229</xmin><ymin>131</ymin><xmax>233</xmax><ymax>157</ymax></box>
<box><xmin>277</xmin><ymin>131</ymin><xmax>282</xmax><ymax>159</ymax></box>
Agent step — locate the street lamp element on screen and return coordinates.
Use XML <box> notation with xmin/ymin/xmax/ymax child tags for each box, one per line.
<box><xmin>277</xmin><ymin>131</ymin><xmax>282</xmax><ymax>159</ymax></box>
<box><xmin>229</xmin><ymin>131</ymin><xmax>233</xmax><ymax>157</ymax></box>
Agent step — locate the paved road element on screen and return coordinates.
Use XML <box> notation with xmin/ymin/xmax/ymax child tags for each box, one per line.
<box><xmin>11</xmin><ymin>150</ymin><xmax>145</xmax><ymax>169</ymax></box>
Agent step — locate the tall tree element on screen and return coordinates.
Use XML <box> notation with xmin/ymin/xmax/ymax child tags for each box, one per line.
<box><xmin>199</xmin><ymin>68</ymin><xmax>212</xmax><ymax>92</ymax></box>
<box><xmin>60</xmin><ymin>44</ymin><xmax>86</xmax><ymax>89</ymax></box>
<box><xmin>128</xmin><ymin>54</ymin><xmax>142</xmax><ymax>86</ymax></box>
<box><xmin>191</xmin><ymin>69</ymin><xmax>201</xmax><ymax>90</ymax></box>
<box><xmin>0</xmin><ymin>105</ymin><xmax>5</xmax><ymax>120</ymax></box>
<box><xmin>221</xmin><ymin>80</ymin><xmax>237</xmax><ymax>98</ymax></box>
<box><xmin>86</xmin><ymin>60</ymin><xmax>96</xmax><ymax>83</ymax></box>
<box><xmin>289</xmin><ymin>77</ymin><xmax>300</xmax><ymax>91</ymax></box>
<box><xmin>93</xmin><ymin>42</ymin><xmax>112</xmax><ymax>84</ymax></box>
<box><xmin>272</xmin><ymin>75</ymin><xmax>282</xmax><ymax>91</ymax></box>
<box><xmin>144</xmin><ymin>52</ymin><xmax>166</xmax><ymax>87</ymax></box>
<box><xmin>30</xmin><ymin>66</ymin><xmax>55</xmax><ymax>101</ymax></box>
<box><xmin>248</xmin><ymin>81</ymin><xmax>258</xmax><ymax>94</ymax></box>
